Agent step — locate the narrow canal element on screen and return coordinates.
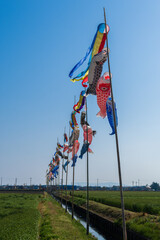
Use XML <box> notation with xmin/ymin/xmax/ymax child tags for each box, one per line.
<box><xmin>51</xmin><ymin>193</ymin><xmax>120</xmax><ymax>240</ymax></box>
<box><xmin>62</xmin><ymin>203</ymin><xmax>114</xmax><ymax>240</ymax></box>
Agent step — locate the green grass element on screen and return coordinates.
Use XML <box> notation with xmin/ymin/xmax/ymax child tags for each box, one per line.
<box><xmin>0</xmin><ymin>193</ymin><xmax>42</xmax><ymax>240</ymax></box>
<box><xmin>60</xmin><ymin>190</ymin><xmax>160</xmax><ymax>240</ymax></box>
<box><xmin>39</xmin><ymin>212</ymin><xmax>58</xmax><ymax>240</ymax></box>
<box><xmin>40</xmin><ymin>192</ymin><xmax>96</xmax><ymax>240</ymax></box>
<box><xmin>73</xmin><ymin>191</ymin><xmax>160</xmax><ymax>215</ymax></box>
<box><xmin>2</xmin><ymin>191</ymin><xmax>160</xmax><ymax>240</ymax></box>
<box><xmin>127</xmin><ymin>215</ymin><xmax>160</xmax><ymax>240</ymax></box>
<box><xmin>0</xmin><ymin>192</ymin><xmax>97</xmax><ymax>240</ymax></box>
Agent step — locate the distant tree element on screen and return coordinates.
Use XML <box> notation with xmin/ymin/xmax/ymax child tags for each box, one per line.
<box><xmin>150</xmin><ymin>182</ymin><xmax>160</xmax><ymax>191</ymax></box>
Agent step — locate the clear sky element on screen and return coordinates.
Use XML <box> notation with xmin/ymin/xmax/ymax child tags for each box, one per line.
<box><xmin>0</xmin><ymin>0</ymin><xmax>160</xmax><ymax>186</ymax></box>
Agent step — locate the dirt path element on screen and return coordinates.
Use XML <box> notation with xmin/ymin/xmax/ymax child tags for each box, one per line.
<box><xmin>38</xmin><ymin>193</ymin><xmax>96</xmax><ymax>240</ymax></box>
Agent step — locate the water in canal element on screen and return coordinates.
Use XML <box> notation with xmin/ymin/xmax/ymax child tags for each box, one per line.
<box><xmin>51</xmin><ymin>194</ymin><xmax>117</xmax><ymax>240</ymax></box>
<box><xmin>62</xmin><ymin>203</ymin><xmax>114</xmax><ymax>240</ymax></box>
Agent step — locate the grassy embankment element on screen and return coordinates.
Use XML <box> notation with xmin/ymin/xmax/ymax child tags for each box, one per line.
<box><xmin>0</xmin><ymin>192</ymin><xmax>96</xmax><ymax>240</ymax></box>
<box><xmin>74</xmin><ymin>191</ymin><xmax>160</xmax><ymax>215</ymax></box>
<box><xmin>60</xmin><ymin>190</ymin><xmax>160</xmax><ymax>240</ymax></box>
<box><xmin>39</xmin><ymin>192</ymin><xmax>96</xmax><ymax>240</ymax></box>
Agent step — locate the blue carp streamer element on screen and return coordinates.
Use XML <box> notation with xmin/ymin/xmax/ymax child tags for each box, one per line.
<box><xmin>106</xmin><ymin>97</ymin><xmax>118</xmax><ymax>135</ymax></box>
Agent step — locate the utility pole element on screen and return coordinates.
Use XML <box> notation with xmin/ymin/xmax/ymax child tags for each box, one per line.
<box><xmin>132</xmin><ymin>181</ymin><xmax>134</xmax><ymax>186</ymax></box>
<box><xmin>97</xmin><ymin>178</ymin><xmax>99</xmax><ymax>190</ymax></box>
<box><xmin>15</xmin><ymin>178</ymin><xmax>17</xmax><ymax>189</ymax></box>
<box><xmin>30</xmin><ymin>177</ymin><xmax>32</xmax><ymax>187</ymax></box>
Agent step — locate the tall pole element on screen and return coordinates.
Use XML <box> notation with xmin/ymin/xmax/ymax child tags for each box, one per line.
<box><xmin>15</xmin><ymin>178</ymin><xmax>17</xmax><ymax>189</ymax></box>
<box><xmin>85</xmin><ymin>96</ymin><xmax>89</xmax><ymax>234</ymax></box>
<box><xmin>61</xmin><ymin>127</ymin><xmax>66</xmax><ymax>206</ymax></box>
<box><xmin>55</xmin><ymin>176</ymin><xmax>57</xmax><ymax>188</ymax></box>
<box><xmin>30</xmin><ymin>177</ymin><xmax>32</xmax><ymax>187</ymax></box>
<box><xmin>103</xmin><ymin>8</ymin><xmax>127</xmax><ymax>240</ymax></box>
<box><xmin>72</xmin><ymin>134</ymin><xmax>75</xmax><ymax>219</ymax></box>
<box><xmin>46</xmin><ymin>170</ymin><xmax>48</xmax><ymax>190</ymax></box>
<box><xmin>72</xmin><ymin>96</ymin><xmax>76</xmax><ymax>219</ymax></box>
<box><xmin>66</xmin><ymin>125</ymin><xmax>71</xmax><ymax>212</ymax></box>
<box><xmin>57</xmin><ymin>138</ymin><xmax>60</xmax><ymax>195</ymax></box>
<box><xmin>58</xmin><ymin>163</ymin><xmax>60</xmax><ymax>194</ymax></box>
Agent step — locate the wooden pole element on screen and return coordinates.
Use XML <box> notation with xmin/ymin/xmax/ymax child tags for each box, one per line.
<box><xmin>55</xmin><ymin>176</ymin><xmax>57</xmax><ymax>189</ymax></box>
<box><xmin>58</xmin><ymin>166</ymin><xmax>60</xmax><ymax>195</ymax></box>
<box><xmin>65</xmin><ymin>125</ymin><xmax>71</xmax><ymax>212</ymax></box>
<box><xmin>61</xmin><ymin>127</ymin><xmax>66</xmax><ymax>206</ymax></box>
<box><xmin>46</xmin><ymin>170</ymin><xmax>48</xmax><ymax>190</ymax></box>
<box><xmin>57</xmin><ymin>137</ymin><xmax>60</xmax><ymax>195</ymax></box>
<box><xmin>85</xmin><ymin>96</ymin><xmax>89</xmax><ymax>234</ymax></box>
<box><xmin>72</xmin><ymin>138</ymin><xmax>75</xmax><ymax>219</ymax></box>
<box><xmin>72</xmin><ymin>96</ymin><xmax>76</xmax><ymax>219</ymax></box>
<box><xmin>103</xmin><ymin>8</ymin><xmax>127</xmax><ymax>240</ymax></box>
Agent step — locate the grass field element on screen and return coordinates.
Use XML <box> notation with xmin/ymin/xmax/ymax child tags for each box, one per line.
<box><xmin>1</xmin><ymin>191</ymin><xmax>160</xmax><ymax>240</ymax></box>
<box><xmin>0</xmin><ymin>193</ymin><xmax>42</xmax><ymax>240</ymax></box>
<box><xmin>0</xmin><ymin>192</ymin><xmax>96</xmax><ymax>240</ymax></box>
<box><xmin>73</xmin><ymin>191</ymin><xmax>160</xmax><ymax>215</ymax></box>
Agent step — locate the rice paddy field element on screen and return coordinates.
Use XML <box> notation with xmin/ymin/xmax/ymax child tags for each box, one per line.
<box><xmin>64</xmin><ymin>190</ymin><xmax>160</xmax><ymax>240</ymax></box>
<box><xmin>1</xmin><ymin>191</ymin><xmax>160</xmax><ymax>240</ymax></box>
<box><xmin>0</xmin><ymin>192</ymin><xmax>96</xmax><ymax>240</ymax></box>
<box><xmin>74</xmin><ymin>191</ymin><xmax>160</xmax><ymax>215</ymax></box>
<box><xmin>0</xmin><ymin>193</ymin><xmax>42</xmax><ymax>240</ymax></box>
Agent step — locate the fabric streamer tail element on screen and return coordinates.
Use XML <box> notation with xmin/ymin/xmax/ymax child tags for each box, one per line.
<box><xmin>96</xmin><ymin>111</ymin><xmax>106</xmax><ymax>119</ymax></box>
<box><xmin>73</xmin><ymin>90</ymin><xmax>86</xmax><ymax>113</ymax></box>
<box><xmin>110</xmin><ymin>130</ymin><xmax>115</xmax><ymax>135</ymax></box>
<box><xmin>70</xmin><ymin>111</ymin><xmax>79</xmax><ymax>129</ymax></box>
<box><xmin>71</xmin><ymin>154</ymin><xmax>78</xmax><ymax>167</ymax></box>
<box><xmin>88</xmin><ymin>148</ymin><xmax>93</xmax><ymax>153</ymax></box>
<box><xmin>106</xmin><ymin>97</ymin><xmax>118</xmax><ymax>135</ymax></box>
<box><xmin>79</xmin><ymin>142</ymin><xmax>90</xmax><ymax>159</ymax></box>
<box><xmin>63</xmin><ymin>161</ymin><xmax>70</xmax><ymax>173</ymax></box>
<box><xmin>69</xmin><ymin>23</ymin><xmax>109</xmax><ymax>83</ymax></box>
<box><xmin>64</xmin><ymin>133</ymin><xmax>68</xmax><ymax>143</ymax></box>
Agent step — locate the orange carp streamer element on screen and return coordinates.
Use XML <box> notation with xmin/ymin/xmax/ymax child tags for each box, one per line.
<box><xmin>96</xmin><ymin>72</ymin><xmax>111</xmax><ymax>119</ymax></box>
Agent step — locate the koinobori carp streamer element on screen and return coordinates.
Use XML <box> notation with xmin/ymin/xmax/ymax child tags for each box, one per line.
<box><xmin>96</xmin><ymin>72</ymin><xmax>111</xmax><ymax>119</ymax></box>
<box><xmin>69</xmin><ymin>23</ymin><xmax>109</xmax><ymax>83</ymax></box>
<box><xmin>73</xmin><ymin>90</ymin><xmax>86</xmax><ymax>113</ymax></box>
<box><xmin>106</xmin><ymin>97</ymin><xmax>118</xmax><ymax>135</ymax></box>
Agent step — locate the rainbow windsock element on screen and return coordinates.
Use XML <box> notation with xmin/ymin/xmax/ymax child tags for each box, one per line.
<box><xmin>69</xmin><ymin>23</ymin><xmax>109</xmax><ymax>83</ymax></box>
<box><xmin>70</xmin><ymin>111</ymin><xmax>78</xmax><ymax>129</ymax></box>
<box><xmin>64</xmin><ymin>133</ymin><xmax>68</xmax><ymax>143</ymax></box>
<box><xmin>73</xmin><ymin>90</ymin><xmax>86</xmax><ymax>113</ymax></box>
<box><xmin>57</xmin><ymin>143</ymin><xmax>63</xmax><ymax>149</ymax></box>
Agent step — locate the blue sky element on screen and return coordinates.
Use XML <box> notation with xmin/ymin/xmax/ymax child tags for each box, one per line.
<box><xmin>0</xmin><ymin>0</ymin><xmax>160</xmax><ymax>186</ymax></box>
